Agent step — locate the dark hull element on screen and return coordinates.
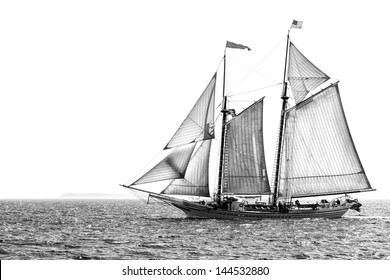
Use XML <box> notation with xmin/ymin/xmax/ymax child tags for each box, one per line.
<box><xmin>164</xmin><ymin>199</ymin><xmax>350</xmax><ymax>220</ymax></box>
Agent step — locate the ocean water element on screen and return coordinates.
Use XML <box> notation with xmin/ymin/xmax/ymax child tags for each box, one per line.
<box><xmin>0</xmin><ymin>199</ymin><xmax>389</xmax><ymax>260</ymax></box>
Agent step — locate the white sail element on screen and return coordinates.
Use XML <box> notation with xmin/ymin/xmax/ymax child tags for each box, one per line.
<box><xmin>288</xmin><ymin>42</ymin><xmax>329</xmax><ymax>103</ymax></box>
<box><xmin>130</xmin><ymin>73</ymin><xmax>216</xmax><ymax>188</ymax></box>
<box><xmin>165</xmin><ymin>74</ymin><xmax>216</xmax><ymax>149</ymax></box>
<box><xmin>132</xmin><ymin>143</ymin><xmax>196</xmax><ymax>185</ymax></box>
<box><xmin>223</xmin><ymin>98</ymin><xmax>271</xmax><ymax>195</ymax></box>
<box><xmin>161</xmin><ymin>139</ymin><xmax>212</xmax><ymax>197</ymax></box>
<box><xmin>278</xmin><ymin>83</ymin><xmax>372</xmax><ymax>197</ymax></box>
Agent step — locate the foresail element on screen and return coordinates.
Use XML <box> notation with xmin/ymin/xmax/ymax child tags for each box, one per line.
<box><xmin>132</xmin><ymin>143</ymin><xmax>196</xmax><ymax>185</ymax></box>
<box><xmin>165</xmin><ymin>74</ymin><xmax>216</xmax><ymax>149</ymax></box>
<box><xmin>161</xmin><ymin>140</ymin><xmax>212</xmax><ymax>197</ymax></box>
<box><xmin>278</xmin><ymin>83</ymin><xmax>372</xmax><ymax>198</ymax></box>
<box><xmin>288</xmin><ymin>42</ymin><xmax>329</xmax><ymax>103</ymax></box>
<box><xmin>223</xmin><ymin>98</ymin><xmax>270</xmax><ymax>195</ymax></box>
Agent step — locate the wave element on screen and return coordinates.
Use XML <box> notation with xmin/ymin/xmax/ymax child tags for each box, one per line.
<box><xmin>346</xmin><ymin>215</ymin><xmax>390</xmax><ymax>219</ymax></box>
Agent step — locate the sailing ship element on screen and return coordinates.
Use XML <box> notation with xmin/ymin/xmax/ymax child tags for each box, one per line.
<box><xmin>121</xmin><ymin>21</ymin><xmax>374</xmax><ymax>219</ymax></box>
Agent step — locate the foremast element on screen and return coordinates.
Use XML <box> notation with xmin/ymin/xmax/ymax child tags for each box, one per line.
<box><xmin>216</xmin><ymin>42</ymin><xmax>260</xmax><ymax>203</ymax></box>
<box><xmin>216</xmin><ymin>49</ymin><xmax>228</xmax><ymax>204</ymax></box>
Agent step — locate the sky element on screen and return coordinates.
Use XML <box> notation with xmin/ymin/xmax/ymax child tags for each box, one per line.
<box><xmin>0</xmin><ymin>0</ymin><xmax>389</xmax><ymax>199</ymax></box>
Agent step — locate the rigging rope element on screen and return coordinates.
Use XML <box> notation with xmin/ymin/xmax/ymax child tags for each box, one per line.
<box><xmin>226</xmin><ymin>37</ymin><xmax>286</xmax><ymax>97</ymax></box>
<box><xmin>215</xmin><ymin>55</ymin><xmax>225</xmax><ymax>73</ymax></box>
<box><xmin>227</xmin><ymin>100</ymin><xmax>249</xmax><ymax>113</ymax></box>
<box><xmin>228</xmin><ymin>83</ymin><xmax>282</xmax><ymax>97</ymax></box>
<box><xmin>127</xmin><ymin>188</ymin><xmax>149</xmax><ymax>203</ymax></box>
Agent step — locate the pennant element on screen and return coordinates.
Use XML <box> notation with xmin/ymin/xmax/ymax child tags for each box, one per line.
<box><xmin>226</xmin><ymin>41</ymin><xmax>251</xmax><ymax>51</ymax></box>
<box><xmin>291</xmin><ymin>20</ymin><xmax>303</xmax><ymax>29</ymax></box>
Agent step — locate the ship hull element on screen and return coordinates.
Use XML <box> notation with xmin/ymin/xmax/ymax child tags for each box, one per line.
<box><xmin>169</xmin><ymin>200</ymin><xmax>350</xmax><ymax>220</ymax></box>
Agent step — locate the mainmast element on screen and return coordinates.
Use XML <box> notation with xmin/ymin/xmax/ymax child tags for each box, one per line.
<box><xmin>272</xmin><ymin>31</ymin><xmax>290</xmax><ymax>204</ymax></box>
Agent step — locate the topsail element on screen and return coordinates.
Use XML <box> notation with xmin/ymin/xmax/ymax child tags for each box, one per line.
<box><xmin>288</xmin><ymin>42</ymin><xmax>329</xmax><ymax>103</ymax></box>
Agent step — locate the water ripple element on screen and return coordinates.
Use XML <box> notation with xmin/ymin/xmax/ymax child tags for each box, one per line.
<box><xmin>0</xmin><ymin>199</ymin><xmax>389</xmax><ymax>259</ymax></box>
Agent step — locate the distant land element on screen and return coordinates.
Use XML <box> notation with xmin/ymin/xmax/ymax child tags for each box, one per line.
<box><xmin>60</xmin><ymin>193</ymin><xmax>134</xmax><ymax>199</ymax></box>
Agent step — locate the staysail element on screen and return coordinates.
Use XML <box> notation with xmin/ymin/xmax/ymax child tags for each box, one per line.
<box><xmin>164</xmin><ymin>74</ymin><xmax>216</xmax><ymax>149</ymax></box>
<box><xmin>222</xmin><ymin>98</ymin><xmax>271</xmax><ymax>195</ymax></box>
<box><xmin>278</xmin><ymin>83</ymin><xmax>372</xmax><ymax>198</ymax></box>
<box><xmin>161</xmin><ymin>139</ymin><xmax>212</xmax><ymax>197</ymax></box>
<box><xmin>132</xmin><ymin>143</ymin><xmax>196</xmax><ymax>185</ymax></box>
<box><xmin>129</xmin><ymin>74</ymin><xmax>216</xmax><ymax>197</ymax></box>
<box><xmin>288</xmin><ymin>42</ymin><xmax>329</xmax><ymax>103</ymax></box>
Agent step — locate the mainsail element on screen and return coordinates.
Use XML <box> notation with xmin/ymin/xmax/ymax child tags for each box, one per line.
<box><xmin>278</xmin><ymin>83</ymin><xmax>372</xmax><ymax>198</ymax></box>
<box><xmin>222</xmin><ymin>98</ymin><xmax>270</xmax><ymax>195</ymax></box>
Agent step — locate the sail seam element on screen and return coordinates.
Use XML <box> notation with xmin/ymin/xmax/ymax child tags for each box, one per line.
<box><xmin>281</xmin><ymin>171</ymin><xmax>364</xmax><ymax>180</ymax></box>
